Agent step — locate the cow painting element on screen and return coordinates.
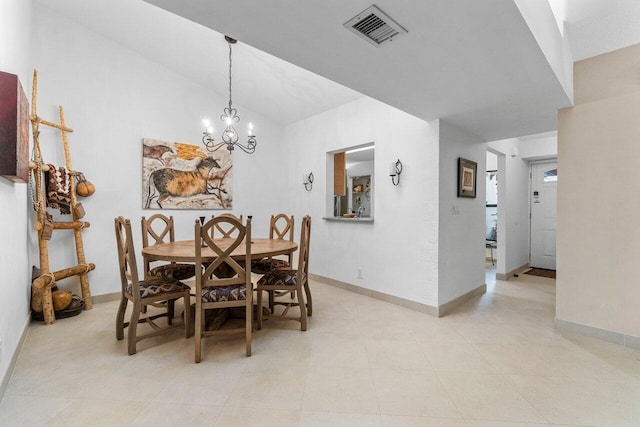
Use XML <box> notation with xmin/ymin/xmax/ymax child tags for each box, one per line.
<box><xmin>142</xmin><ymin>138</ymin><xmax>232</xmax><ymax>209</ymax></box>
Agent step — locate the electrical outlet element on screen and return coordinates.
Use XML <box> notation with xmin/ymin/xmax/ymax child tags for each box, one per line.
<box><xmin>357</xmin><ymin>268</ymin><xmax>363</xmax><ymax>279</ymax></box>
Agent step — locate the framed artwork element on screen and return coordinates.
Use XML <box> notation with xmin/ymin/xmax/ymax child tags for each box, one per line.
<box><xmin>142</xmin><ymin>138</ymin><xmax>232</xmax><ymax>209</ymax></box>
<box><xmin>457</xmin><ymin>157</ymin><xmax>477</xmax><ymax>198</ymax></box>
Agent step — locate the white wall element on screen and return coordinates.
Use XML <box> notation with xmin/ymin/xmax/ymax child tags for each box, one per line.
<box><xmin>31</xmin><ymin>5</ymin><xmax>286</xmax><ymax>298</ymax></box>
<box><xmin>519</xmin><ymin>131</ymin><xmax>557</xmax><ymax>160</ymax></box>
<box><xmin>438</xmin><ymin>121</ymin><xmax>487</xmax><ymax>304</ymax></box>
<box><xmin>282</xmin><ymin>98</ymin><xmax>442</xmax><ymax>306</ymax></box>
<box><xmin>514</xmin><ymin>0</ymin><xmax>574</xmax><ymax>102</ymax></box>
<box><xmin>0</xmin><ymin>0</ymin><xmax>33</xmax><ymax>392</ymax></box>
<box><xmin>557</xmin><ymin>44</ymin><xmax>640</xmax><ymax>340</ymax></box>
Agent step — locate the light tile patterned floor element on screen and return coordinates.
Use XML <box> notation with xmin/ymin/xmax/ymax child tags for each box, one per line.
<box><xmin>2</xmin><ymin>270</ymin><xmax>640</xmax><ymax>426</ymax></box>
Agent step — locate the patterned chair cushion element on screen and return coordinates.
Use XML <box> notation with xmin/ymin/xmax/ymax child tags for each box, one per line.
<box><xmin>127</xmin><ymin>277</ymin><xmax>190</xmax><ymax>298</ymax></box>
<box><xmin>201</xmin><ymin>284</ymin><xmax>247</xmax><ymax>302</ymax></box>
<box><xmin>251</xmin><ymin>258</ymin><xmax>290</xmax><ymax>274</ymax></box>
<box><xmin>257</xmin><ymin>269</ymin><xmax>298</xmax><ymax>287</ymax></box>
<box><xmin>149</xmin><ymin>263</ymin><xmax>196</xmax><ymax>281</ymax></box>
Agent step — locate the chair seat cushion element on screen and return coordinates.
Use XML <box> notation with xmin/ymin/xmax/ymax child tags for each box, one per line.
<box><xmin>149</xmin><ymin>263</ymin><xmax>196</xmax><ymax>280</ymax></box>
<box><xmin>257</xmin><ymin>269</ymin><xmax>298</xmax><ymax>287</ymax></box>
<box><xmin>251</xmin><ymin>258</ymin><xmax>290</xmax><ymax>274</ymax></box>
<box><xmin>201</xmin><ymin>284</ymin><xmax>247</xmax><ymax>302</ymax></box>
<box><xmin>127</xmin><ymin>277</ymin><xmax>190</xmax><ymax>299</ymax></box>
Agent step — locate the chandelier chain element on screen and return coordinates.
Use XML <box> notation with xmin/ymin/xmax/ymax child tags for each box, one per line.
<box><xmin>228</xmin><ymin>41</ymin><xmax>233</xmax><ymax>108</ymax></box>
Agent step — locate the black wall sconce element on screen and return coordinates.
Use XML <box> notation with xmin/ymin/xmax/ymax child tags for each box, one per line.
<box><xmin>303</xmin><ymin>172</ymin><xmax>314</xmax><ymax>191</ymax></box>
<box><xmin>389</xmin><ymin>159</ymin><xmax>403</xmax><ymax>185</ymax></box>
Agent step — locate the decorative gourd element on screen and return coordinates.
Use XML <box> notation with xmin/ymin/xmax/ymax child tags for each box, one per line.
<box><xmin>75</xmin><ymin>172</ymin><xmax>95</xmax><ymax>197</ymax></box>
<box><xmin>51</xmin><ymin>290</ymin><xmax>72</xmax><ymax>311</ymax></box>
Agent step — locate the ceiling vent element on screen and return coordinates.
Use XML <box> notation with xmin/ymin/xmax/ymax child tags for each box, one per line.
<box><xmin>344</xmin><ymin>5</ymin><xmax>407</xmax><ymax>47</ymax></box>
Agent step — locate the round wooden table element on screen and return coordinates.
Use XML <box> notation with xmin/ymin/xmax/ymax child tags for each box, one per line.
<box><xmin>141</xmin><ymin>238</ymin><xmax>297</xmax><ymax>263</ymax></box>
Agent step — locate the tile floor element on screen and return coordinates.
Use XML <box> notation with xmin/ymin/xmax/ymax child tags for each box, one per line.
<box><xmin>1</xmin><ymin>269</ymin><xmax>640</xmax><ymax>426</ymax></box>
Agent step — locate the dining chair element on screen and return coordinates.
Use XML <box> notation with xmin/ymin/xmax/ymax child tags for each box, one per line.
<box><xmin>141</xmin><ymin>214</ymin><xmax>196</xmax><ymax>281</ymax></box>
<box><xmin>256</xmin><ymin>215</ymin><xmax>312</xmax><ymax>331</ymax></box>
<box><xmin>251</xmin><ymin>214</ymin><xmax>295</xmax><ymax>312</ymax></box>
<box><xmin>251</xmin><ymin>214</ymin><xmax>294</xmax><ymax>274</ymax></box>
<box><xmin>114</xmin><ymin>216</ymin><xmax>191</xmax><ymax>355</ymax></box>
<box><xmin>194</xmin><ymin>215</ymin><xmax>253</xmax><ymax>362</ymax></box>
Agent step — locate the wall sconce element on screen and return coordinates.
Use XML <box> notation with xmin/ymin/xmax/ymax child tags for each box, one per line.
<box><xmin>389</xmin><ymin>159</ymin><xmax>403</xmax><ymax>186</ymax></box>
<box><xmin>303</xmin><ymin>172</ymin><xmax>314</xmax><ymax>191</ymax></box>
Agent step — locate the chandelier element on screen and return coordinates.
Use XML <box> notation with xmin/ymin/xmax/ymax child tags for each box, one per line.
<box><xmin>202</xmin><ymin>36</ymin><xmax>256</xmax><ymax>154</ymax></box>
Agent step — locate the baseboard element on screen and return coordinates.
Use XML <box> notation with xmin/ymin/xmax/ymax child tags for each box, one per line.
<box><xmin>92</xmin><ymin>292</ymin><xmax>121</xmax><ymax>304</ymax></box>
<box><xmin>555</xmin><ymin>318</ymin><xmax>640</xmax><ymax>350</ymax></box>
<box><xmin>496</xmin><ymin>262</ymin><xmax>529</xmax><ymax>281</ymax></box>
<box><xmin>309</xmin><ymin>274</ymin><xmax>486</xmax><ymax>318</ymax></box>
<box><xmin>438</xmin><ymin>284</ymin><xmax>487</xmax><ymax>317</ymax></box>
<box><xmin>310</xmin><ymin>273</ymin><xmax>440</xmax><ymax>317</ymax></box>
<box><xmin>0</xmin><ymin>313</ymin><xmax>31</xmax><ymax>402</ymax></box>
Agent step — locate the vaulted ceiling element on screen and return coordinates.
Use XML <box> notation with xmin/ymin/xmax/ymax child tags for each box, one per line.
<box><xmin>38</xmin><ymin>0</ymin><xmax>640</xmax><ymax>141</ymax></box>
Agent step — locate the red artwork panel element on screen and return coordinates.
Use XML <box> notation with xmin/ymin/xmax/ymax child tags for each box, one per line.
<box><xmin>0</xmin><ymin>71</ymin><xmax>29</xmax><ymax>183</ymax></box>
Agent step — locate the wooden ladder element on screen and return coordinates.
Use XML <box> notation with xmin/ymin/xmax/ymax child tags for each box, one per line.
<box><xmin>29</xmin><ymin>69</ymin><xmax>95</xmax><ymax>324</ymax></box>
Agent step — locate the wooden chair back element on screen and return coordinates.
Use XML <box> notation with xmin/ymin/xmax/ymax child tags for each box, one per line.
<box><xmin>141</xmin><ymin>214</ymin><xmax>176</xmax><ymax>274</ymax></box>
<box><xmin>297</xmin><ymin>215</ymin><xmax>311</xmax><ymax>282</ymax></box>
<box><xmin>269</xmin><ymin>214</ymin><xmax>294</xmax><ymax>264</ymax></box>
<box><xmin>270</xmin><ymin>214</ymin><xmax>294</xmax><ymax>240</ymax></box>
<box><xmin>210</xmin><ymin>213</ymin><xmax>244</xmax><ymax>238</ymax></box>
<box><xmin>141</xmin><ymin>214</ymin><xmax>176</xmax><ymax>247</ymax></box>
<box><xmin>196</xmin><ymin>216</ymin><xmax>251</xmax><ymax>287</ymax></box>
<box><xmin>114</xmin><ymin>216</ymin><xmax>141</xmax><ymax>298</ymax></box>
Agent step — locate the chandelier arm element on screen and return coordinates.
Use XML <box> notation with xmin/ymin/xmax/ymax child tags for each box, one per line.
<box><xmin>202</xmin><ymin>134</ymin><xmax>226</xmax><ymax>152</ymax></box>
<box><xmin>233</xmin><ymin>139</ymin><xmax>257</xmax><ymax>154</ymax></box>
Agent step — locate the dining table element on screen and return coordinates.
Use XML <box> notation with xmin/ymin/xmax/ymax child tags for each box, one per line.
<box><xmin>141</xmin><ymin>237</ymin><xmax>298</xmax><ymax>272</ymax></box>
<box><xmin>142</xmin><ymin>237</ymin><xmax>298</xmax><ymax>330</ymax></box>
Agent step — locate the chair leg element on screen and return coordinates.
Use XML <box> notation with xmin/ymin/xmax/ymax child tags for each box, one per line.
<box><xmin>303</xmin><ymin>280</ymin><xmax>313</xmax><ymax>317</ymax></box>
<box><xmin>256</xmin><ymin>289</ymin><xmax>263</xmax><ymax>330</ymax></box>
<box><xmin>298</xmin><ymin>288</ymin><xmax>307</xmax><ymax>331</ymax></box>
<box><xmin>183</xmin><ymin>292</ymin><xmax>191</xmax><ymax>338</ymax></box>
<box><xmin>246</xmin><ymin>298</ymin><xmax>252</xmax><ymax>357</ymax></box>
<box><xmin>116</xmin><ymin>296</ymin><xmax>127</xmax><ymax>340</ymax></box>
<box><xmin>167</xmin><ymin>299</ymin><xmax>175</xmax><ymax>325</ymax></box>
<box><xmin>128</xmin><ymin>301</ymin><xmax>142</xmax><ymax>355</ymax></box>
<box><xmin>195</xmin><ymin>303</ymin><xmax>202</xmax><ymax>363</ymax></box>
<box><xmin>268</xmin><ymin>290</ymin><xmax>274</xmax><ymax>313</ymax></box>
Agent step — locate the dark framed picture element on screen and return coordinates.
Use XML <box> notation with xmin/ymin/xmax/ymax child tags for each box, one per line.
<box><xmin>457</xmin><ymin>157</ymin><xmax>477</xmax><ymax>198</ymax></box>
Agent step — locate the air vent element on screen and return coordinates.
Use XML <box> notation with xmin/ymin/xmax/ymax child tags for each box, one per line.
<box><xmin>344</xmin><ymin>5</ymin><xmax>407</xmax><ymax>47</ymax></box>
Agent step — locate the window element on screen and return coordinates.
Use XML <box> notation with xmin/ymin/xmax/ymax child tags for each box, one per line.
<box><xmin>543</xmin><ymin>169</ymin><xmax>557</xmax><ymax>182</ymax></box>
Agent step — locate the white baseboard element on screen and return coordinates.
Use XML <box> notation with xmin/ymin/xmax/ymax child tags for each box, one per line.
<box><xmin>92</xmin><ymin>292</ymin><xmax>121</xmax><ymax>304</ymax></box>
<box><xmin>496</xmin><ymin>262</ymin><xmax>529</xmax><ymax>281</ymax></box>
<box><xmin>309</xmin><ymin>274</ymin><xmax>485</xmax><ymax>318</ymax></box>
<box><xmin>555</xmin><ymin>318</ymin><xmax>640</xmax><ymax>349</ymax></box>
<box><xmin>0</xmin><ymin>313</ymin><xmax>31</xmax><ymax>402</ymax></box>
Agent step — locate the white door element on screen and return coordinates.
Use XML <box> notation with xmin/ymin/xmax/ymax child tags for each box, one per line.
<box><xmin>530</xmin><ymin>162</ymin><xmax>557</xmax><ymax>270</ymax></box>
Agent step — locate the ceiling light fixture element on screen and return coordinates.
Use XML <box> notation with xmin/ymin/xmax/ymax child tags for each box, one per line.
<box><xmin>202</xmin><ymin>36</ymin><xmax>256</xmax><ymax>154</ymax></box>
